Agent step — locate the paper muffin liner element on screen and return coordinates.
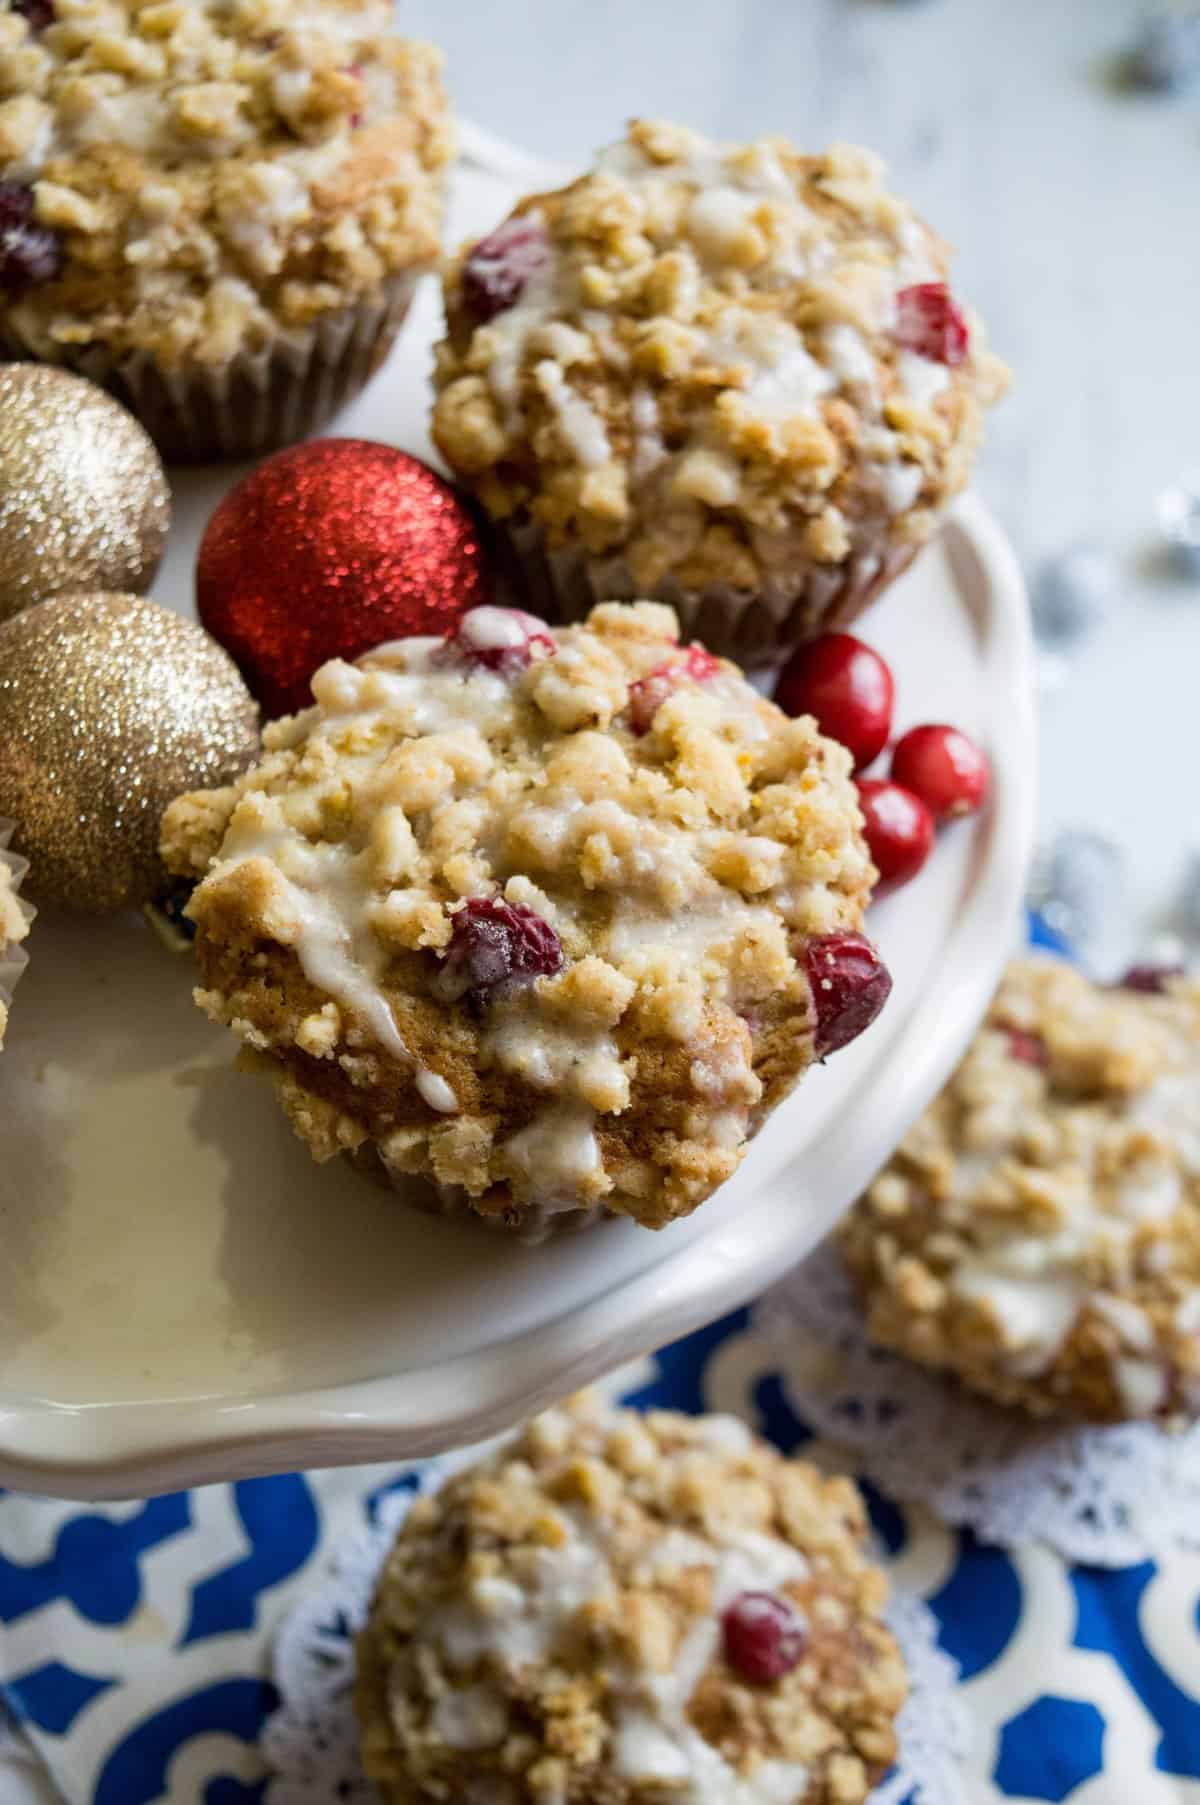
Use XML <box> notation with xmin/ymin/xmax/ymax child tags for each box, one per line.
<box><xmin>349</xmin><ymin>1142</ymin><xmax>607</xmax><ymax>1247</ymax></box>
<box><xmin>495</xmin><ymin>514</ymin><xmax>922</xmax><ymax>669</ymax></box>
<box><xmin>0</xmin><ymin>821</ymin><xmax>35</xmax><ymax>1050</ymax></box>
<box><xmin>0</xmin><ymin>270</ymin><xmax>422</xmax><ymax>464</ymax></box>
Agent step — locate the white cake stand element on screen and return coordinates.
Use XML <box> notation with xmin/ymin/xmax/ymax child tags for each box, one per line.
<box><xmin>0</xmin><ymin>148</ymin><xmax>1036</xmax><ymax>1498</ymax></box>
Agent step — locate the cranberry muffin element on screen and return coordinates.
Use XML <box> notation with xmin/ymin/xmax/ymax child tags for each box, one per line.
<box><xmin>433</xmin><ymin>119</ymin><xmax>1007</xmax><ymax>666</ymax></box>
<box><xmin>843</xmin><ymin>957</ymin><xmax>1200</xmax><ymax>1421</ymax></box>
<box><xmin>356</xmin><ymin>1396</ymin><xmax>907</xmax><ymax>1804</ymax></box>
<box><xmin>161</xmin><ymin>600</ymin><xmax>891</xmax><ymax>1237</ymax></box>
<box><xmin>0</xmin><ymin>0</ymin><xmax>451</xmax><ymax>458</ymax></box>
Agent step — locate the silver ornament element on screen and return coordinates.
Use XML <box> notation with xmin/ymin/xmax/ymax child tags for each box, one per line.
<box><xmin>1031</xmin><ymin>543</ymin><xmax>1118</xmax><ymax>647</ymax></box>
<box><xmin>1126</xmin><ymin>11</ymin><xmax>1200</xmax><ymax>91</ymax></box>
<box><xmin>1171</xmin><ymin>850</ymin><xmax>1200</xmax><ymax>946</ymax></box>
<box><xmin>1028</xmin><ymin>830</ymin><xmax>1126</xmax><ymax>960</ymax></box>
<box><xmin>1156</xmin><ymin>473</ymin><xmax>1200</xmax><ymax>577</ymax></box>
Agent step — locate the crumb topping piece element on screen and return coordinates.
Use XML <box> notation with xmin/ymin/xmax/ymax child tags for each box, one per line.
<box><xmin>162</xmin><ymin>600</ymin><xmax>879</xmax><ymax>1231</ymax></box>
<box><xmin>843</xmin><ymin>957</ymin><xmax>1200</xmax><ymax>1421</ymax></box>
<box><xmin>0</xmin><ymin>0</ymin><xmax>452</xmax><ymax>365</ymax></box>
<box><xmin>356</xmin><ymin>1396</ymin><xmax>907</xmax><ymax>1804</ymax></box>
<box><xmin>433</xmin><ymin>119</ymin><xmax>1008</xmax><ymax>597</ymax></box>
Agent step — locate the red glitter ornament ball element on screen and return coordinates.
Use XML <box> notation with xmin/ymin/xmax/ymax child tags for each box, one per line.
<box><xmin>197</xmin><ymin>440</ymin><xmax>492</xmax><ymax>717</ymax></box>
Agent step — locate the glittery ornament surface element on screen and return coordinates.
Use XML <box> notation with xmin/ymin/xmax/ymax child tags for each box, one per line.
<box><xmin>1031</xmin><ymin>543</ymin><xmax>1117</xmax><ymax>647</ymax></box>
<box><xmin>197</xmin><ymin>439</ymin><xmax>492</xmax><ymax>717</ymax></box>
<box><xmin>1157</xmin><ymin>471</ymin><xmax>1200</xmax><ymax>577</ymax></box>
<box><xmin>0</xmin><ymin>365</ymin><xmax>170</xmax><ymax>623</ymax></box>
<box><xmin>0</xmin><ymin>592</ymin><xmax>259</xmax><ymax>912</ymax></box>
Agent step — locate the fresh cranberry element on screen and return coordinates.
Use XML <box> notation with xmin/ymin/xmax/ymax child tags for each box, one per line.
<box><xmin>1118</xmin><ymin>964</ymin><xmax>1185</xmax><ymax>995</ymax></box>
<box><xmin>804</xmin><ymin>931</ymin><xmax>893</xmax><ymax>1058</ymax></box>
<box><xmin>435</xmin><ymin>898</ymin><xmax>563</xmax><ymax>1008</ymax></box>
<box><xmin>461</xmin><ymin>215</ymin><xmax>550</xmax><ymax>323</ymax></box>
<box><xmin>1006</xmin><ymin>1028</ymin><xmax>1048</xmax><ymax>1067</ymax></box>
<box><xmin>895</xmin><ymin>282</ymin><xmax>969</xmax><ymax>367</ymax></box>
<box><xmin>722</xmin><ymin>1592</ymin><xmax>808</xmax><ymax>1685</ymax></box>
<box><xmin>856</xmin><ymin>779</ymin><xmax>935</xmax><ymax>893</ymax></box>
<box><xmin>439</xmin><ymin>605</ymin><xmax>556</xmax><ymax>677</ymax></box>
<box><xmin>0</xmin><ymin>183</ymin><xmax>63</xmax><ymax>296</ymax></box>
<box><xmin>13</xmin><ymin>0</ymin><xmax>54</xmax><ymax>29</ymax></box>
<box><xmin>773</xmin><ymin>633</ymin><xmax>895</xmax><ymax>772</ymax></box>
<box><xmin>627</xmin><ymin>642</ymin><xmax>721</xmax><ymax>735</ymax></box>
<box><xmin>890</xmin><ymin>723</ymin><xmax>989</xmax><ymax>821</ymax></box>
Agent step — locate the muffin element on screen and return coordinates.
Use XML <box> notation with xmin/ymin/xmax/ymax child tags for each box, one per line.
<box><xmin>0</xmin><ymin>0</ymin><xmax>451</xmax><ymax>460</ymax></box>
<box><xmin>0</xmin><ymin>818</ymin><xmax>32</xmax><ymax>1048</ymax></box>
<box><xmin>356</xmin><ymin>1395</ymin><xmax>907</xmax><ymax>1804</ymax></box>
<box><xmin>432</xmin><ymin>119</ymin><xmax>1007</xmax><ymax>667</ymax></box>
<box><xmin>843</xmin><ymin>957</ymin><xmax>1200</xmax><ymax>1422</ymax></box>
<box><xmin>161</xmin><ymin>599</ymin><xmax>891</xmax><ymax>1238</ymax></box>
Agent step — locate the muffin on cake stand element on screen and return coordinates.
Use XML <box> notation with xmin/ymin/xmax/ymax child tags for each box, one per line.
<box><xmin>0</xmin><ymin>137</ymin><xmax>1034</xmax><ymax>1499</ymax></box>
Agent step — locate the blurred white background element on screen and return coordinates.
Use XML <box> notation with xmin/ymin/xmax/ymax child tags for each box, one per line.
<box><xmin>408</xmin><ymin>0</ymin><xmax>1200</xmax><ymax>949</ymax></box>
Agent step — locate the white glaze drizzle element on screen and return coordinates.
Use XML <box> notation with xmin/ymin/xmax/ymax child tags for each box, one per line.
<box><xmin>426</xmin><ymin>1503</ymin><xmax>811</xmax><ymax>1804</ymax></box>
<box><xmin>949</xmin><ymin>1059</ymin><xmax>1200</xmax><ymax>1395</ymax></box>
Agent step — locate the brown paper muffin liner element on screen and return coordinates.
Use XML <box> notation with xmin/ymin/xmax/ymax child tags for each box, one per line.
<box><xmin>0</xmin><ymin>270</ymin><xmax>422</xmax><ymax>464</ymax></box>
<box><xmin>0</xmin><ymin>821</ymin><xmax>34</xmax><ymax>1051</ymax></box>
<box><xmin>349</xmin><ymin>1141</ymin><xmax>607</xmax><ymax>1246</ymax></box>
<box><xmin>495</xmin><ymin>515</ymin><xmax>922</xmax><ymax>669</ymax></box>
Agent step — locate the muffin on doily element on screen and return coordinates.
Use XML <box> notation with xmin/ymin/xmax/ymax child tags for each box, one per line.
<box><xmin>161</xmin><ymin>599</ymin><xmax>891</xmax><ymax>1237</ymax></box>
<box><xmin>0</xmin><ymin>820</ymin><xmax>32</xmax><ymax>1049</ymax></box>
<box><xmin>0</xmin><ymin>0</ymin><xmax>451</xmax><ymax>460</ymax></box>
<box><xmin>432</xmin><ymin>119</ymin><xmax>1007</xmax><ymax>666</ymax></box>
<box><xmin>356</xmin><ymin>1395</ymin><xmax>907</xmax><ymax>1805</ymax></box>
<box><xmin>842</xmin><ymin>957</ymin><xmax>1200</xmax><ymax>1422</ymax></box>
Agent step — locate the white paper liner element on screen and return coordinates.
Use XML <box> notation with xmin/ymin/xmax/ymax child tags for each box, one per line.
<box><xmin>757</xmin><ymin>1240</ymin><xmax>1200</xmax><ymax>1566</ymax></box>
<box><xmin>496</xmin><ymin>514</ymin><xmax>922</xmax><ymax>668</ymax></box>
<box><xmin>261</xmin><ymin>1459</ymin><xmax>967</xmax><ymax>1805</ymax></box>
<box><xmin>0</xmin><ymin>821</ymin><xmax>34</xmax><ymax>1048</ymax></box>
<box><xmin>0</xmin><ymin>270</ymin><xmax>421</xmax><ymax>464</ymax></box>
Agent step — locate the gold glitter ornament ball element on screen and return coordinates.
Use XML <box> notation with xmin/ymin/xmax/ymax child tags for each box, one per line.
<box><xmin>0</xmin><ymin>365</ymin><xmax>171</xmax><ymax>624</ymax></box>
<box><xmin>0</xmin><ymin>593</ymin><xmax>259</xmax><ymax>912</ymax></box>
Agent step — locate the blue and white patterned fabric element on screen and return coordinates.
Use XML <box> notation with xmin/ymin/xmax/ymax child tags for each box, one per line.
<box><xmin>2</xmin><ymin>1314</ymin><xmax>1200</xmax><ymax>1804</ymax></box>
<box><xmin>2</xmin><ymin>915</ymin><xmax>1198</xmax><ymax>1803</ymax></box>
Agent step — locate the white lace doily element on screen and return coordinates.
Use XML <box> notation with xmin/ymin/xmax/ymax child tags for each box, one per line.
<box><xmin>262</xmin><ymin>1469</ymin><xmax>965</xmax><ymax>1805</ymax></box>
<box><xmin>759</xmin><ymin>1242</ymin><xmax>1200</xmax><ymax>1567</ymax></box>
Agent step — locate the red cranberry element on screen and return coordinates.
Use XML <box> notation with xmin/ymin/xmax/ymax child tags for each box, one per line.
<box><xmin>804</xmin><ymin>931</ymin><xmax>893</xmax><ymax>1058</ymax></box>
<box><xmin>890</xmin><ymin>723</ymin><xmax>989</xmax><ymax>822</ymax></box>
<box><xmin>439</xmin><ymin>605</ymin><xmax>556</xmax><ymax>677</ymax></box>
<box><xmin>1006</xmin><ymin>1028</ymin><xmax>1048</xmax><ymax>1067</ymax></box>
<box><xmin>435</xmin><ymin>898</ymin><xmax>563</xmax><ymax>1008</ymax></box>
<box><xmin>722</xmin><ymin>1592</ymin><xmax>807</xmax><ymax>1685</ymax></box>
<box><xmin>0</xmin><ymin>183</ymin><xmax>63</xmax><ymax>296</ymax></box>
<box><xmin>628</xmin><ymin>642</ymin><xmax>721</xmax><ymax>734</ymax></box>
<box><xmin>461</xmin><ymin>215</ymin><xmax>550</xmax><ymax>323</ymax></box>
<box><xmin>856</xmin><ymin>779</ymin><xmax>935</xmax><ymax>893</ymax></box>
<box><xmin>773</xmin><ymin>633</ymin><xmax>894</xmax><ymax>772</ymax></box>
<box><xmin>895</xmin><ymin>282</ymin><xmax>969</xmax><ymax>367</ymax></box>
<box><xmin>1118</xmin><ymin>964</ymin><xmax>1185</xmax><ymax>995</ymax></box>
<box><xmin>13</xmin><ymin>0</ymin><xmax>54</xmax><ymax>29</ymax></box>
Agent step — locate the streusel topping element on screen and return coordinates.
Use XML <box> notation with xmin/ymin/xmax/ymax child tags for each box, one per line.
<box><xmin>843</xmin><ymin>957</ymin><xmax>1200</xmax><ymax>1421</ymax></box>
<box><xmin>0</xmin><ymin>837</ymin><xmax>31</xmax><ymax>1048</ymax></box>
<box><xmin>162</xmin><ymin>601</ymin><xmax>878</xmax><ymax>1231</ymax></box>
<box><xmin>433</xmin><ymin>119</ymin><xmax>1007</xmax><ymax>594</ymax></box>
<box><xmin>0</xmin><ymin>0</ymin><xmax>451</xmax><ymax>365</ymax></box>
<box><xmin>356</xmin><ymin>1395</ymin><xmax>906</xmax><ymax>1805</ymax></box>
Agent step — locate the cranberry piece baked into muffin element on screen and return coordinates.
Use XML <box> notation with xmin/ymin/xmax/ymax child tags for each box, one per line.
<box><xmin>355</xmin><ymin>1396</ymin><xmax>907</xmax><ymax>1804</ymax></box>
<box><xmin>0</xmin><ymin>822</ymin><xmax>32</xmax><ymax>1050</ymax></box>
<box><xmin>433</xmin><ymin>119</ymin><xmax>1007</xmax><ymax>666</ymax></box>
<box><xmin>161</xmin><ymin>601</ymin><xmax>890</xmax><ymax>1236</ymax></box>
<box><xmin>843</xmin><ymin>957</ymin><xmax>1200</xmax><ymax>1421</ymax></box>
<box><xmin>0</xmin><ymin>0</ymin><xmax>451</xmax><ymax>459</ymax></box>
